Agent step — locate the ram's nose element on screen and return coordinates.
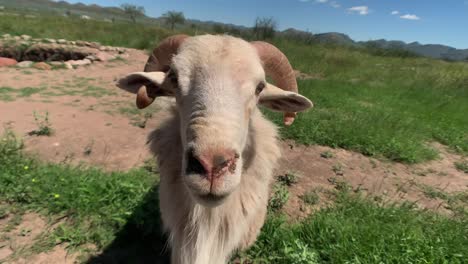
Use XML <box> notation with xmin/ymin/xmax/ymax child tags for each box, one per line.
<box><xmin>186</xmin><ymin>148</ymin><xmax>239</xmax><ymax>180</ymax></box>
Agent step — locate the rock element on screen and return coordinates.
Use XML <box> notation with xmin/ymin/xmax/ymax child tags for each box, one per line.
<box><xmin>50</xmin><ymin>61</ymin><xmax>64</xmax><ymax>67</ymax></box>
<box><xmin>13</xmin><ymin>36</ymin><xmax>21</xmax><ymax>41</ymax></box>
<box><xmin>2</xmin><ymin>33</ymin><xmax>11</xmax><ymax>39</ymax></box>
<box><xmin>44</xmin><ymin>38</ymin><xmax>56</xmax><ymax>44</ymax></box>
<box><xmin>16</xmin><ymin>61</ymin><xmax>34</xmax><ymax>68</ymax></box>
<box><xmin>95</xmin><ymin>52</ymin><xmax>115</xmax><ymax>62</ymax></box>
<box><xmin>33</xmin><ymin>62</ymin><xmax>52</xmax><ymax>70</ymax></box>
<box><xmin>57</xmin><ymin>39</ymin><xmax>67</xmax><ymax>44</ymax></box>
<box><xmin>64</xmin><ymin>62</ymin><xmax>73</xmax><ymax>69</ymax></box>
<box><xmin>0</xmin><ymin>57</ymin><xmax>18</xmax><ymax>67</ymax></box>
<box><xmin>67</xmin><ymin>59</ymin><xmax>91</xmax><ymax>67</ymax></box>
<box><xmin>117</xmin><ymin>48</ymin><xmax>126</xmax><ymax>54</ymax></box>
<box><xmin>76</xmin><ymin>41</ymin><xmax>87</xmax><ymax>47</ymax></box>
<box><xmin>85</xmin><ymin>55</ymin><xmax>98</xmax><ymax>62</ymax></box>
<box><xmin>21</xmin><ymin>34</ymin><xmax>31</xmax><ymax>40</ymax></box>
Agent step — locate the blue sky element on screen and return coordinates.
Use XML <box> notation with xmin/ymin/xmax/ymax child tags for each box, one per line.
<box><xmin>63</xmin><ymin>0</ymin><xmax>468</xmax><ymax>49</ymax></box>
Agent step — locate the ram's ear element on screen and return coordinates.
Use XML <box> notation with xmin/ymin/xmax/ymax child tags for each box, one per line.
<box><xmin>116</xmin><ymin>72</ymin><xmax>173</xmax><ymax>109</ymax></box>
<box><xmin>259</xmin><ymin>83</ymin><xmax>313</xmax><ymax>114</ymax></box>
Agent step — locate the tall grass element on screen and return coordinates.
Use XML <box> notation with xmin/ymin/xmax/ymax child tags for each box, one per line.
<box><xmin>0</xmin><ymin>14</ymin><xmax>171</xmax><ymax>50</ymax></box>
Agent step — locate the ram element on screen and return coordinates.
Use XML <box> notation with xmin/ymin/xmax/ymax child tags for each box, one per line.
<box><xmin>117</xmin><ymin>34</ymin><xmax>313</xmax><ymax>264</ymax></box>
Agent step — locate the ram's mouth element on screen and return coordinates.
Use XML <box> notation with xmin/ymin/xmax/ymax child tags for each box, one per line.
<box><xmin>197</xmin><ymin>192</ymin><xmax>229</xmax><ymax>206</ymax></box>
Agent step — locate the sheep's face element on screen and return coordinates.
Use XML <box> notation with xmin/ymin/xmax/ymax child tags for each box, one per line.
<box><xmin>117</xmin><ymin>35</ymin><xmax>312</xmax><ymax>208</ymax></box>
<box><xmin>171</xmin><ymin>37</ymin><xmax>266</xmax><ymax>207</ymax></box>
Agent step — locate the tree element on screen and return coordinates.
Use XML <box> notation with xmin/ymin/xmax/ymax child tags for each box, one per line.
<box><xmin>121</xmin><ymin>3</ymin><xmax>145</xmax><ymax>23</ymax></box>
<box><xmin>253</xmin><ymin>17</ymin><xmax>277</xmax><ymax>40</ymax></box>
<box><xmin>162</xmin><ymin>11</ymin><xmax>185</xmax><ymax>30</ymax></box>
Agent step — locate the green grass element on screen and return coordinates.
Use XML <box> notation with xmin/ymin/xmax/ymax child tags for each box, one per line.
<box><xmin>242</xmin><ymin>193</ymin><xmax>468</xmax><ymax>264</ymax></box>
<box><xmin>0</xmin><ymin>130</ymin><xmax>158</xmax><ymax>251</ymax></box>
<box><xmin>264</xmin><ymin>40</ymin><xmax>468</xmax><ymax>163</ymax></box>
<box><xmin>0</xmin><ymin>86</ymin><xmax>44</xmax><ymax>101</ymax></box>
<box><xmin>0</xmin><ymin>13</ymin><xmax>175</xmax><ymax>50</ymax></box>
<box><xmin>1</xmin><ymin>131</ymin><xmax>467</xmax><ymax>263</ymax></box>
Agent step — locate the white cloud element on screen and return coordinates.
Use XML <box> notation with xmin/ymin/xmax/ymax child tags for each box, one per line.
<box><xmin>348</xmin><ymin>6</ymin><xmax>369</xmax><ymax>15</ymax></box>
<box><xmin>330</xmin><ymin>1</ymin><xmax>341</xmax><ymax>8</ymax></box>
<box><xmin>391</xmin><ymin>10</ymin><xmax>399</xmax><ymax>15</ymax></box>
<box><xmin>400</xmin><ymin>14</ymin><xmax>420</xmax><ymax>20</ymax></box>
<box><xmin>316</xmin><ymin>0</ymin><xmax>328</xmax><ymax>3</ymax></box>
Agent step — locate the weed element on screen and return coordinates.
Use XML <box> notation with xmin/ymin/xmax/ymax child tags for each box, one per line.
<box><xmin>142</xmin><ymin>158</ymin><xmax>158</xmax><ymax>173</ymax></box>
<box><xmin>131</xmin><ymin>112</ymin><xmax>153</xmax><ymax>128</ymax></box>
<box><xmin>332</xmin><ymin>163</ymin><xmax>344</xmax><ymax>175</ymax></box>
<box><xmin>328</xmin><ymin>177</ymin><xmax>352</xmax><ymax>192</ymax></box>
<box><xmin>0</xmin><ymin>206</ymin><xmax>8</xmax><ymax>219</ymax></box>
<box><xmin>320</xmin><ymin>150</ymin><xmax>334</xmax><ymax>159</ymax></box>
<box><xmin>301</xmin><ymin>190</ymin><xmax>320</xmax><ymax>205</ymax></box>
<box><xmin>83</xmin><ymin>140</ymin><xmax>94</xmax><ymax>156</ymax></box>
<box><xmin>277</xmin><ymin>172</ymin><xmax>299</xmax><ymax>186</ymax></box>
<box><xmin>455</xmin><ymin>161</ymin><xmax>468</xmax><ymax>173</ymax></box>
<box><xmin>420</xmin><ymin>185</ymin><xmax>449</xmax><ymax>200</ymax></box>
<box><xmin>268</xmin><ymin>184</ymin><xmax>289</xmax><ymax>212</ymax></box>
<box><xmin>29</xmin><ymin>111</ymin><xmax>53</xmax><ymax>136</ymax></box>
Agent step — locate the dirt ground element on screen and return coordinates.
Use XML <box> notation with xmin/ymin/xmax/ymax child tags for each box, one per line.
<box><xmin>0</xmin><ymin>48</ymin><xmax>467</xmax><ymax>263</ymax></box>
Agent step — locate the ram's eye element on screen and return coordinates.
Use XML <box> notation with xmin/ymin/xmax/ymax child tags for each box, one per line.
<box><xmin>167</xmin><ymin>69</ymin><xmax>178</xmax><ymax>86</ymax></box>
<box><xmin>255</xmin><ymin>82</ymin><xmax>265</xmax><ymax>95</ymax></box>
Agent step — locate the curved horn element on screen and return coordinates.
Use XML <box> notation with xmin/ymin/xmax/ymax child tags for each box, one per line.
<box><xmin>144</xmin><ymin>34</ymin><xmax>190</xmax><ymax>72</ymax></box>
<box><xmin>135</xmin><ymin>34</ymin><xmax>189</xmax><ymax>107</ymax></box>
<box><xmin>250</xmin><ymin>41</ymin><xmax>298</xmax><ymax>126</ymax></box>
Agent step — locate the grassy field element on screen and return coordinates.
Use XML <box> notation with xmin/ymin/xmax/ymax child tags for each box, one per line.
<box><xmin>2</xmin><ymin>13</ymin><xmax>467</xmax><ymax>163</ymax></box>
<box><xmin>1</xmin><ymin>131</ymin><xmax>467</xmax><ymax>263</ymax></box>
<box><xmin>267</xmin><ymin>41</ymin><xmax>468</xmax><ymax>163</ymax></box>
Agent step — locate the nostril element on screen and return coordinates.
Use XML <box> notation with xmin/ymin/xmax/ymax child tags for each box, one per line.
<box><xmin>186</xmin><ymin>149</ymin><xmax>207</xmax><ymax>175</ymax></box>
<box><xmin>213</xmin><ymin>155</ymin><xmax>229</xmax><ymax>170</ymax></box>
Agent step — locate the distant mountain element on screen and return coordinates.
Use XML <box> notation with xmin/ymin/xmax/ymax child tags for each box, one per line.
<box><xmin>361</xmin><ymin>39</ymin><xmax>468</xmax><ymax>61</ymax></box>
<box><xmin>313</xmin><ymin>32</ymin><xmax>356</xmax><ymax>46</ymax></box>
<box><xmin>1</xmin><ymin>0</ymin><xmax>467</xmax><ymax>61</ymax></box>
<box><xmin>0</xmin><ymin>0</ymin><xmax>161</xmax><ymax>23</ymax></box>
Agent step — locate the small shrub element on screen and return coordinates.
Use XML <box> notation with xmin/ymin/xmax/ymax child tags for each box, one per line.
<box><xmin>268</xmin><ymin>184</ymin><xmax>289</xmax><ymax>212</ymax></box>
<box><xmin>332</xmin><ymin>163</ymin><xmax>344</xmax><ymax>175</ymax></box>
<box><xmin>455</xmin><ymin>161</ymin><xmax>468</xmax><ymax>173</ymax></box>
<box><xmin>320</xmin><ymin>151</ymin><xmax>334</xmax><ymax>159</ymax></box>
<box><xmin>301</xmin><ymin>190</ymin><xmax>320</xmax><ymax>205</ymax></box>
<box><xmin>29</xmin><ymin>111</ymin><xmax>53</xmax><ymax>136</ymax></box>
<box><xmin>277</xmin><ymin>172</ymin><xmax>299</xmax><ymax>186</ymax></box>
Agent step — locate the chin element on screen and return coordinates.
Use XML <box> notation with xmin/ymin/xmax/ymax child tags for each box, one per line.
<box><xmin>184</xmin><ymin>175</ymin><xmax>240</xmax><ymax>208</ymax></box>
<box><xmin>195</xmin><ymin>193</ymin><xmax>230</xmax><ymax>208</ymax></box>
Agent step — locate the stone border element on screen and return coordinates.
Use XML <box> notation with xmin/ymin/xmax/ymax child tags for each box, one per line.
<box><xmin>0</xmin><ymin>34</ymin><xmax>128</xmax><ymax>70</ymax></box>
